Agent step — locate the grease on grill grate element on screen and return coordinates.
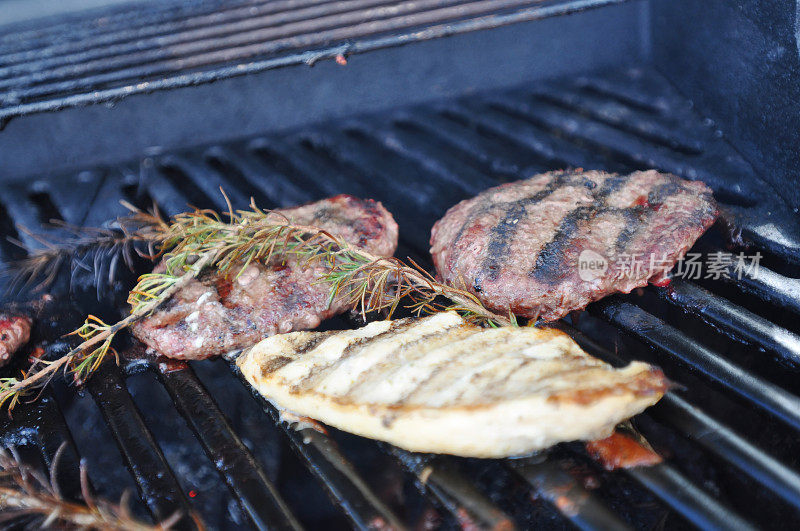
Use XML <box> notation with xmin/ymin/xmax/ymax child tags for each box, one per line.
<box><xmin>1</xmin><ymin>68</ymin><xmax>800</xmax><ymax>529</ymax></box>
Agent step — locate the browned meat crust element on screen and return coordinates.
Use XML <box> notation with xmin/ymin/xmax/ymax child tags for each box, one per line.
<box><xmin>430</xmin><ymin>170</ymin><xmax>718</xmax><ymax>321</ymax></box>
<box><xmin>0</xmin><ymin>313</ymin><xmax>32</xmax><ymax>366</ymax></box>
<box><xmin>132</xmin><ymin>195</ymin><xmax>398</xmax><ymax>360</ymax></box>
<box><xmin>585</xmin><ymin>432</ymin><xmax>663</xmax><ymax>470</ymax></box>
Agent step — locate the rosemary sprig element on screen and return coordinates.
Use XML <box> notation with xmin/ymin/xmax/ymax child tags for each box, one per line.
<box><xmin>0</xmin><ymin>252</ymin><xmax>213</xmax><ymax>410</ymax></box>
<box><xmin>0</xmin><ymin>195</ymin><xmax>513</xmax><ymax>410</ymax></box>
<box><xmin>0</xmin><ymin>442</ymin><xmax>191</xmax><ymax>529</ymax></box>
<box><xmin>121</xmin><ymin>199</ymin><xmax>512</xmax><ymax>325</ymax></box>
<box><xmin>1</xmin><ymin>206</ymin><xmax>168</xmax><ymax>294</ymax></box>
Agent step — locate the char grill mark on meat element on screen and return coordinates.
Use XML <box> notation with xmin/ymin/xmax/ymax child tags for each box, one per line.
<box><xmin>613</xmin><ymin>181</ymin><xmax>682</xmax><ymax>253</ymax></box>
<box><xmin>132</xmin><ymin>195</ymin><xmax>398</xmax><ymax>360</ymax></box>
<box><xmin>430</xmin><ymin>170</ymin><xmax>718</xmax><ymax>322</ymax></box>
<box><xmin>482</xmin><ymin>172</ymin><xmax>572</xmax><ymax>282</ymax></box>
<box><xmin>530</xmin><ymin>174</ymin><xmax>632</xmax><ymax>282</ymax></box>
<box><xmin>290</xmin><ymin>319</ymin><xmax>419</xmax><ymax>394</ymax></box>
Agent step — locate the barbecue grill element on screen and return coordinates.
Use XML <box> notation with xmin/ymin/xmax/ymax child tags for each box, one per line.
<box><xmin>1</xmin><ymin>0</ymin><xmax>799</xmax><ymax>528</ymax></box>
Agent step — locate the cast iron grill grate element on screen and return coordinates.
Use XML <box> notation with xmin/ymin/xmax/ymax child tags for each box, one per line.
<box><xmin>0</xmin><ymin>0</ymin><xmax>625</xmax><ymax>125</ymax></box>
<box><xmin>1</xmin><ymin>67</ymin><xmax>800</xmax><ymax>529</ymax></box>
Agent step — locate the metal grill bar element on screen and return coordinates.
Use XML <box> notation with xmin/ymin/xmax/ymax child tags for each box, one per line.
<box><xmin>594</xmin><ymin>299</ymin><xmax>800</xmax><ymax>432</ymax></box>
<box><xmin>660</xmin><ymin>392</ymin><xmax>800</xmax><ymax>511</ymax></box>
<box><xmin>0</xmin><ymin>0</ymin><xmax>624</xmax><ymax>122</ymax></box>
<box><xmin>560</xmin><ymin>322</ymin><xmax>800</xmax><ymax>512</ymax></box>
<box><xmin>479</xmin><ymin>94</ymin><xmax>752</xmax><ymax>190</ymax></box>
<box><xmin>249</xmin><ymin>136</ymin><xmax>372</xmax><ymax>200</ymax></box>
<box><xmin>155</xmin><ymin>359</ymin><xmax>302</xmax><ymax>530</ymax></box>
<box><xmin>657</xmin><ymin>279</ymin><xmax>800</xmax><ymax>365</ymax></box>
<box><xmin>230</xmin><ymin>361</ymin><xmax>406</xmax><ymax>530</ymax></box>
<box><xmin>362</xmin><ymin>120</ymin><xmax>500</xmax><ymax>194</ymax></box>
<box><xmin>1</xmin><ymin>0</ymin><xmax>608</xmax><ymax>96</ymax></box>
<box><xmin>441</xmin><ymin>102</ymin><xmax>613</xmax><ymax>171</ymax></box>
<box><xmin>0</xmin><ymin>392</ymin><xmax>85</xmax><ymax>502</ymax></box>
<box><xmin>159</xmin><ymin>155</ymin><xmax>252</xmax><ymax>210</ymax></box>
<box><xmin>211</xmin><ymin>143</ymin><xmax>312</xmax><ymax>207</ymax></box>
<box><xmin>0</xmin><ymin>0</ymin><xmax>336</xmax><ymax>68</ymax></box>
<box><xmin>87</xmin><ymin>361</ymin><xmax>194</xmax><ymax>527</ymax></box>
<box><xmin>724</xmin><ymin>262</ymin><xmax>800</xmax><ymax>316</ymax></box>
<box><xmin>0</xmin><ymin>0</ymin><xmax>249</xmax><ymax>51</ymax></box>
<box><xmin>30</xmin><ymin>396</ymin><xmax>85</xmax><ymax>502</ymax></box>
<box><xmin>625</xmin><ymin>464</ymin><xmax>756</xmax><ymax>530</ymax></box>
<box><xmin>389</xmin><ymin>448</ymin><xmax>515</xmax><ymax>530</ymax></box>
<box><xmin>529</xmin><ymin>83</ymin><xmax>705</xmax><ymax>153</ymax></box>
<box><xmin>509</xmin><ymin>456</ymin><xmax>632</xmax><ymax>530</ymax></box>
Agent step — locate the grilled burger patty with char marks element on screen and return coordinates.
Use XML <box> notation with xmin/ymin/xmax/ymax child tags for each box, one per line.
<box><xmin>132</xmin><ymin>195</ymin><xmax>398</xmax><ymax>360</ymax></box>
<box><xmin>238</xmin><ymin>312</ymin><xmax>667</xmax><ymax>457</ymax></box>
<box><xmin>430</xmin><ymin>170</ymin><xmax>718</xmax><ymax>321</ymax></box>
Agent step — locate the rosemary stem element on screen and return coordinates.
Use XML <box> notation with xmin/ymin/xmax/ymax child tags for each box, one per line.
<box><xmin>0</xmin><ymin>487</ymin><xmax>164</xmax><ymax>530</ymax></box>
<box><xmin>364</xmin><ymin>255</ymin><xmax>512</xmax><ymax>326</ymax></box>
<box><xmin>0</xmin><ymin>253</ymin><xmax>216</xmax><ymax>404</ymax></box>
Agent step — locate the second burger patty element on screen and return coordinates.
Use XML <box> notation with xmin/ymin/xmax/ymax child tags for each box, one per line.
<box><xmin>430</xmin><ymin>170</ymin><xmax>718</xmax><ymax>321</ymax></box>
<box><xmin>133</xmin><ymin>195</ymin><xmax>398</xmax><ymax>360</ymax></box>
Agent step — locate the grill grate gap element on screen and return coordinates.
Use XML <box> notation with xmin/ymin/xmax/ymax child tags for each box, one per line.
<box><xmin>0</xmin><ymin>200</ymin><xmax>26</xmax><ymax>261</ymax></box>
<box><xmin>204</xmin><ymin>151</ymin><xmax>273</xmax><ymax>208</ymax></box>
<box><xmin>391</xmin><ymin>117</ymin><xmax>520</xmax><ymax>181</ymax></box>
<box><xmin>480</xmin><ymin>99</ymin><xmax>635</xmax><ymax>172</ymax></box>
<box><xmin>295</xmin><ymin>135</ymin><xmax>381</xmax><ymax>194</ymax></box>
<box><xmin>487</xmin><ymin>97</ymin><xmax>655</xmax><ymax>172</ymax></box>
<box><xmin>712</xmin><ymin>188</ymin><xmax>760</xmax><ymax>208</ymax></box>
<box><xmin>251</xmin><ymin>144</ymin><xmax>328</xmax><ymax>197</ymax></box>
<box><xmin>436</xmin><ymin>108</ymin><xmax>558</xmax><ymax>173</ymax></box>
<box><xmin>27</xmin><ymin>190</ymin><xmax>65</xmax><ymax>224</ymax></box>
<box><xmin>576</xmin><ymin>78</ymin><xmax>668</xmax><ymax>115</ymax></box>
<box><xmin>121</xmin><ymin>182</ymin><xmax>157</xmax><ymax>212</ymax></box>
<box><xmin>528</xmin><ymin>90</ymin><xmax>704</xmax><ymax>155</ymax></box>
<box><xmin>157</xmin><ymin>162</ymin><xmax>217</xmax><ymax>209</ymax></box>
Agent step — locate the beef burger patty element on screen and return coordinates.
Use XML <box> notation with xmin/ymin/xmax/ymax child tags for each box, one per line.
<box><xmin>133</xmin><ymin>195</ymin><xmax>398</xmax><ymax>360</ymax></box>
<box><xmin>430</xmin><ymin>170</ymin><xmax>718</xmax><ymax>321</ymax></box>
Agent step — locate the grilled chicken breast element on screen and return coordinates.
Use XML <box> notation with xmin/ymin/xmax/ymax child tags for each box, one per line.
<box><xmin>237</xmin><ymin>312</ymin><xmax>667</xmax><ymax>457</ymax></box>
